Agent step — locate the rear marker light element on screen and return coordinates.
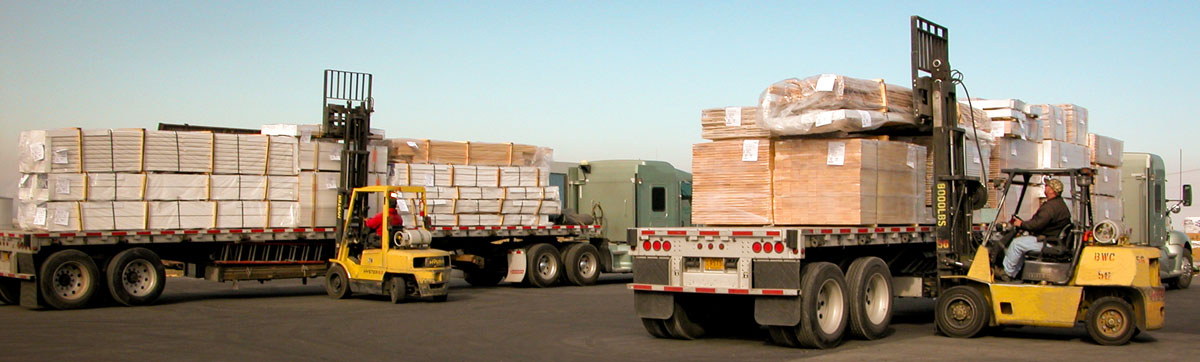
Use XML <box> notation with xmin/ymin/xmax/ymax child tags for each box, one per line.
<box><xmin>718</xmin><ymin>244</ymin><xmax>725</xmax><ymax>250</ymax></box>
<box><xmin>707</xmin><ymin>243</ymin><xmax>713</xmax><ymax>250</ymax></box>
<box><xmin>774</xmin><ymin>242</ymin><xmax>784</xmax><ymax>253</ymax></box>
<box><xmin>643</xmin><ymin>241</ymin><xmax>651</xmax><ymax>251</ymax></box>
<box><xmin>697</xmin><ymin>243</ymin><xmax>703</xmax><ymax>250</ymax></box>
<box><xmin>663</xmin><ymin>241</ymin><xmax>672</xmax><ymax>251</ymax></box>
<box><xmin>653</xmin><ymin>240</ymin><xmax>661</xmax><ymax>251</ymax></box>
<box><xmin>752</xmin><ymin>242</ymin><xmax>762</xmax><ymax>253</ymax></box>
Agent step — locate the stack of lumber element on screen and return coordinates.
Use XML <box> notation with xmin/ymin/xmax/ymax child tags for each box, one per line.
<box><xmin>1059</xmin><ymin>104</ymin><xmax>1089</xmax><ymax>145</ymax></box>
<box><xmin>1026</xmin><ymin>104</ymin><xmax>1067</xmax><ymax>142</ymax></box>
<box><xmin>700</xmin><ymin>107</ymin><xmax>772</xmax><ymax>140</ymax></box>
<box><xmin>383</xmin><ymin>137</ymin><xmax>559</xmax><ymax>227</ymax></box>
<box><xmin>691</xmin><ymin>139</ymin><xmax>774</xmax><ymax>225</ymax></box>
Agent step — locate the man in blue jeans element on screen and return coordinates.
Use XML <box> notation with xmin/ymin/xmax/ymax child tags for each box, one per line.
<box><xmin>1002</xmin><ymin>178</ymin><xmax>1072</xmax><ymax>281</ymax></box>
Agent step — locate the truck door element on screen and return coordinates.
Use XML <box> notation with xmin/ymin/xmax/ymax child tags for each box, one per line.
<box><xmin>635</xmin><ymin>164</ymin><xmax>677</xmax><ymax>228</ymax></box>
<box><xmin>679</xmin><ymin>180</ymin><xmax>692</xmax><ymax>227</ymax></box>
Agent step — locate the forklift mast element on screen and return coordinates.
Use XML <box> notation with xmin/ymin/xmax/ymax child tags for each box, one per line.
<box><xmin>322</xmin><ymin>69</ymin><xmax>374</xmax><ymax>244</ymax></box>
<box><xmin>910</xmin><ymin>17</ymin><xmax>985</xmax><ymax>285</ymax></box>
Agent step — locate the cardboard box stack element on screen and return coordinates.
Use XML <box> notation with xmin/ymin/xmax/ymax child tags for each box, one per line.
<box><xmin>13</xmin><ymin>127</ymin><xmax>353</xmax><ymax>231</ymax></box>
<box><xmin>693</xmin><ymin>74</ymin><xmax>934</xmax><ymax>226</ymax></box>
<box><xmin>384</xmin><ymin>139</ymin><xmax>559</xmax><ymax>227</ymax></box>
<box><xmin>1088</xmin><ymin>133</ymin><xmax>1124</xmax><ymax>222</ymax></box>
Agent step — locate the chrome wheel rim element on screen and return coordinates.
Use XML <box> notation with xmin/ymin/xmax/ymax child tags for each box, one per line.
<box><xmin>816</xmin><ymin>279</ymin><xmax>845</xmax><ymax>334</ymax></box>
<box><xmin>578</xmin><ymin>253</ymin><xmax>597</xmax><ymax>279</ymax></box>
<box><xmin>537</xmin><ymin>254</ymin><xmax>557</xmax><ymax>279</ymax></box>
<box><xmin>864</xmin><ymin>273</ymin><xmax>890</xmax><ymax>325</ymax></box>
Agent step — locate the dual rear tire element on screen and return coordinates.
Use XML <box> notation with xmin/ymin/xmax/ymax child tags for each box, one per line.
<box><xmin>36</xmin><ymin>247</ymin><xmax>166</xmax><ymax>310</ymax></box>
<box><xmin>524</xmin><ymin>242</ymin><xmax>601</xmax><ymax>288</ymax></box>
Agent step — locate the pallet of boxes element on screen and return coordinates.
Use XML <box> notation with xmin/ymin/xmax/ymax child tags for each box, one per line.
<box><xmin>693</xmin><ymin>74</ymin><xmax>994</xmax><ymax>226</ymax></box>
<box><xmin>384</xmin><ymin>139</ymin><xmax>560</xmax><ymax>228</ymax></box>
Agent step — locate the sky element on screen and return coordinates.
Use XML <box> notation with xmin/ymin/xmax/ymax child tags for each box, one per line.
<box><xmin>2</xmin><ymin>1</ymin><xmax>1199</xmax><ymax>228</ymax></box>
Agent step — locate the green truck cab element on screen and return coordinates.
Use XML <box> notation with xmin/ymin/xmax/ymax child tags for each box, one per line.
<box><xmin>1121</xmin><ymin>152</ymin><xmax>1194</xmax><ymax>288</ymax></box>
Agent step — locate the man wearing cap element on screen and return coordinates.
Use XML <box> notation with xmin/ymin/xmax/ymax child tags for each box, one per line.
<box><xmin>1001</xmin><ymin>178</ymin><xmax>1073</xmax><ymax>281</ymax></box>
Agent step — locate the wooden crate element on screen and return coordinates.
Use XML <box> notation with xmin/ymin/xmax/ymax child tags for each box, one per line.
<box><xmin>691</xmin><ymin>138</ymin><xmax>773</xmax><ymax>225</ymax></box>
<box><xmin>773</xmin><ymin>139</ymin><xmax>878</xmax><ymax>225</ymax></box>
<box><xmin>700</xmin><ymin>107</ymin><xmax>771</xmax><ymax>140</ymax></box>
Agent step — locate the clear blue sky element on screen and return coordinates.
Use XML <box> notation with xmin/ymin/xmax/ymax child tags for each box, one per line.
<box><xmin>2</xmin><ymin>1</ymin><xmax>1198</xmax><ymax>225</ymax></box>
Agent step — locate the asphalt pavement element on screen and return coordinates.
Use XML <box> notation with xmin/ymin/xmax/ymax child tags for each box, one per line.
<box><xmin>1</xmin><ymin>274</ymin><xmax>1198</xmax><ymax>361</ymax></box>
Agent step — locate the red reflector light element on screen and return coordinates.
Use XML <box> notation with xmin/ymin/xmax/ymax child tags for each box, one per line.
<box><xmin>718</xmin><ymin>244</ymin><xmax>725</xmax><ymax>250</ymax></box>
<box><xmin>1083</xmin><ymin>231</ymin><xmax>1094</xmax><ymax>242</ymax></box>
<box><xmin>643</xmin><ymin>241</ymin><xmax>651</xmax><ymax>251</ymax></box>
<box><xmin>697</xmin><ymin>243</ymin><xmax>703</xmax><ymax>250</ymax></box>
<box><xmin>752</xmin><ymin>242</ymin><xmax>762</xmax><ymax>253</ymax></box>
<box><xmin>652</xmin><ymin>240</ymin><xmax>661</xmax><ymax>251</ymax></box>
<box><xmin>775</xmin><ymin>242</ymin><xmax>784</xmax><ymax>253</ymax></box>
<box><xmin>707</xmin><ymin>243</ymin><xmax>713</xmax><ymax>250</ymax></box>
<box><xmin>663</xmin><ymin>241</ymin><xmax>672</xmax><ymax>251</ymax></box>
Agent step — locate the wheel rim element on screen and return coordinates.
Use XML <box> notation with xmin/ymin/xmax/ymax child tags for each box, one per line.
<box><xmin>52</xmin><ymin>261</ymin><xmax>89</xmax><ymax>301</ymax></box>
<box><xmin>577</xmin><ymin>253</ymin><xmax>597</xmax><ymax>279</ymax></box>
<box><xmin>1096</xmin><ymin>307</ymin><xmax>1128</xmax><ymax>338</ymax></box>
<box><xmin>329</xmin><ymin>272</ymin><xmax>344</xmax><ymax>291</ymax></box>
<box><xmin>537</xmin><ymin>254</ymin><xmax>557</xmax><ymax>279</ymax></box>
<box><xmin>945</xmin><ymin>295</ymin><xmax>977</xmax><ymax>330</ymax></box>
<box><xmin>816</xmin><ymin>279</ymin><xmax>845</xmax><ymax>334</ymax></box>
<box><xmin>864</xmin><ymin>273</ymin><xmax>890</xmax><ymax>325</ymax></box>
<box><xmin>121</xmin><ymin>259</ymin><xmax>157</xmax><ymax>297</ymax></box>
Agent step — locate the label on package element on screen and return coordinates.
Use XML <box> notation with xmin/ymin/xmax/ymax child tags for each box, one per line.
<box><xmin>857</xmin><ymin>110</ymin><xmax>872</xmax><ymax>128</ymax></box>
<box><xmin>56</xmin><ymin>178</ymin><xmax>71</xmax><ymax>194</ymax></box>
<box><xmin>53</xmin><ymin>209</ymin><xmax>69</xmax><ymax>226</ymax></box>
<box><xmin>424</xmin><ymin>175</ymin><xmax>435</xmax><ymax>186</ymax></box>
<box><xmin>53</xmin><ymin>148</ymin><xmax>69</xmax><ymax>164</ymax></box>
<box><xmin>330</xmin><ymin>152</ymin><xmax>341</xmax><ymax>161</ymax></box>
<box><xmin>742</xmin><ymin>140</ymin><xmax>759</xmax><ymax>162</ymax></box>
<box><xmin>827</xmin><ymin>142</ymin><xmax>846</xmax><ymax>166</ymax></box>
<box><xmin>397</xmin><ymin>200</ymin><xmax>410</xmax><ymax>213</ymax></box>
<box><xmin>815</xmin><ymin>111</ymin><xmax>835</xmax><ymax>127</ymax></box>
<box><xmin>407</xmin><ymin>141</ymin><xmax>418</xmax><ymax>148</ymax></box>
<box><xmin>906</xmin><ymin>145</ymin><xmax>918</xmax><ymax>168</ymax></box>
<box><xmin>815</xmin><ymin>74</ymin><xmax>837</xmax><ymax>92</ymax></box>
<box><xmin>724</xmin><ymin>107</ymin><xmax>741</xmax><ymax>127</ymax></box>
<box><xmin>30</xmin><ymin>143</ymin><xmax>45</xmax><ymax>161</ymax></box>
<box><xmin>300</xmin><ymin>130</ymin><xmax>312</xmax><ymax>144</ymax></box>
<box><xmin>34</xmin><ymin>208</ymin><xmax>47</xmax><ymax>225</ymax></box>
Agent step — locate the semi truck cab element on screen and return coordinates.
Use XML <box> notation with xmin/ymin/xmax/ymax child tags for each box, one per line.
<box><xmin>1121</xmin><ymin>152</ymin><xmax>1194</xmax><ymax>288</ymax></box>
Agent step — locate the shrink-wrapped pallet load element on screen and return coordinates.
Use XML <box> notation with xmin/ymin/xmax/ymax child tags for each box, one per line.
<box><xmin>1027</xmin><ymin>104</ymin><xmax>1067</xmax><ymax>142</ymax></box>
<box><xmin>989</xmin><ymin>138</ymin><xmax>1039</xmax><ymax>183</ymax></box>
<box><xmin>87</xmin><ymin>173</ymin><xmax>147</xmax><ymax>201</ymax></box>
<box><xmin>758</xmin><ymin>75</ymin><xmax>916</xmax><ymax>136</ymax></box>
<box><xmin>1093</xmin><ymin>195</ymin><xmax>1123</xmax><ymax>222</ymax></box>
<box><xmin>213</xmin><ymin>134</ymin><xmax>268</xmax><ymax>175</ymax></box>
<box><xmin>18</xmin><ymin>173</ymin><xmax>86</xmax><ymax>202</ymax></box>
<box><xmin>18</xmin><ymin>129</ymin><xmax>84</xmax><ymax>173</ymax></box>
<box><xmin>81</xmin><ymin>201</ymin><xmax>147</xmax><ymax>231</ymax></box>
<box><xmin>216</xmin><ymin>201</ymin><xmax>299</xmax><ymax>229</ymax></box>
<box><xmin>298</xmin><ymin>172</ymin><xmax>339</xmax><ymax>227</ymax></box>
<box><xmin>1058</xmin><ymin>104</ymin><xmax>1089</xmax><ymax>145</ymax></box>
<box><xmin>1038</xmin><ymin>140</ymin><xmax>1091</xmax><ymax>169</ymax></box>
<box><xmin>81</xmin><ymin>129</ymin><xmax>145</xmax><ymax>173</ymax></box>
<box><xmin>145</xmin><ymin>174</ymin><xmax>209</xmax><ymax>201</ymax></box>
<box><xmin>875</xmin><ymin>142</ymin><xmax>927</xmax><ymax>224</ymax></box>
<box><xmin>209</xmin><ymin>175</ymin><xmax>267</xmax><ymax>200</ymax></box>
<box><xmin>148</xmin><ymin>201</ymin><xmax>216</xmax><ymax>230</ymax></box>
<box><xmin>268</xmin><ymin>176</ymin><xmax>300</xmax><ymax>201</ymax></box>
<box><xmin>1088</xmin><ymin>134</ymin><xmax>1124</xmax><ymax>167</ymax></box>
<box><xmin>299</xmin><ymin>139</ymin><xmax>343</xmax><ymax>171</ymax></box>
<box><xmin>16</xmin><ymin>201</ymin><xmax>81</xmax><ymax>232</ymax></box>
<box><xmin>691</xmin><ymin>138</ymin><xmax>774</xmax><ymax>225</ymax></box>
<box><xmin>143</xmin><ymin>130</ymin><xmax>214</xmax><ymax>173</ymax></box>
<box><xmin>701</xmin><ymin>107</ymin><xmax>772</xmax><ymax>140</ymax></box>
<box><xmin>1092</xmin><ymin>166</ymin><xmax>1121</xmax><ymax>196</ymax></box>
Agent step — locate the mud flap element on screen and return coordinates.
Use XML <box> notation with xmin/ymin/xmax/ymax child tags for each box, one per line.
<box><xmin>755</xmin><ymin>296</ymin><xmax>802</xmax><ymax>326</ymax></box>
<box><xmin>503</xmin><ymin>248</ymin><xmax>526</xmax><ymax>283</ymax></box>
<box><xmin>635</xmin><ymin>290</ymin><xmax>673</xmax><ymax>319</ymax></box>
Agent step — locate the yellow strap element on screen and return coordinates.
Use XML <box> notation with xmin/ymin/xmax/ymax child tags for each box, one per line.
<box><xmin>464</xmin><ymin>141</ymin><xmax>471</xmax><ymax>165</ymax></box>
<box><xmin>875</xmin><ymin>78</ymin><xmax>889</xmax><ymax>113</ymax></box>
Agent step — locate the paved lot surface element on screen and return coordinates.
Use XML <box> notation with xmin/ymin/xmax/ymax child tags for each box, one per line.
<box><xmin>1</xmin><ymin>274</ymin><xmax>1198</xmax><ymax>361</ymax></box>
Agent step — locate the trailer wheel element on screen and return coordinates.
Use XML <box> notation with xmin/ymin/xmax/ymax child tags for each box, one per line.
<box><xmin>563</xmin><ymin>243</ymin><xmax>601</xmax><ymax>286</ymax></box>
<box><xmin>641</xmin><ymin>318</ymin><xmax>671</xmax><ymax>339</ymax></box>
<box><xmin>665</xmin><ymin>299</ymin><xmax>705</xmax><ymax>340</ymax></box>
<box><xmin>1086</xmin><ymin>296</ymin><xmax>1136</xmax><ymax>345</ymax></box>
<box><xmin>106</xmin><ymin>248</ymin><xmax>166</xmax><ymax>306</ymax></box>
<box><xmin>0</xmin><ymin>279</ymin><xmax>18</xmax><ymax>305</ymax></box>
<box><xmin>525</xmin><ymin>243</ymin><xmax>562</xmax><ymax>288</ymax></box>
<box><xmin>792</xmin><ymin>262</ymin><xmax>848</xmax><ymax>348</ymax></box>
<box><xmin>325</xmin><ymin>264</ymin><xmax>351</xmax><ymax>299</ymax></box>
<box><xmin>39</xmin><ymin>249</ymin><xmax>101</xmax><ymax>310</ymax></box>
<box><xmin>936</xmin><ymin>285</ymin><xmax>989</xmax><ymax>338</ymax></box>
<box><xmin>846</xmin><ymin>257</ymin><xmax>893</xmax><ymax>340</ymax></box>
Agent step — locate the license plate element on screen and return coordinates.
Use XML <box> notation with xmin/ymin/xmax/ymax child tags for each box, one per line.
<box><xmin>703</xmin><ymin>258</ymin><xmax>724</xmax><ymax>271</ymax></box>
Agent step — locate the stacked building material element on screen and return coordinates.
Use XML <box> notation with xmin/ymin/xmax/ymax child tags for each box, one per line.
<box><xmin>700</xmin><ymin>107</ymin><xmax>772</xmax><ymax>140</ymax></box>
<box><xmin>1058</xmin><ymin>104</ymin><xmax>1089</xmax><ymax>145</ymax></box>
<box><xmin>1088</xmin><ymin>133</ymin><xmax>1124</xmax><ymax>222</ymax></box>
<box><xmin>1026</xmin><ymin>104</ymin><xmax>1067</xmax><ymax>142</ymax></box>
<box><xmin>771</xmin><ymin>139</ymin><xmax>925</xmax><ymax>225</ymax></box>
<box><xmin>691</xmin><ymin>138</ymin><xmax>774</xmax><ymax>225</ymax></box>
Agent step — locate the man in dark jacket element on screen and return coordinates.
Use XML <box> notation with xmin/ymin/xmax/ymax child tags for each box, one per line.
<box><xmin>1002</xmin><ymin>178</ymin><xmax>1073</xmax><ymax>280</ymax></box>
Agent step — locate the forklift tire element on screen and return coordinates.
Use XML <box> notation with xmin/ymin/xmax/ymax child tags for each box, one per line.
<box><xmin>524</xmin><ymin>244</ymin><xmax>562</xmax><ymax>288</ymax></box>
<box><xmin>1086</xmin><ymin>296</ymin><xmax>1136</xmax><ymax>346</ymax></box>
<box><xmin>791</xmin><ymin>262</ymin><xmax>848</xmax><ymax>349</ymax></box>
<box><xmin>664</xmin><ymin>299</ymin><xmax>705</xmax><ymax>340</ymax></box>
<box><xmin>562</xmin><ymin>243</ymin><xmax>601</xmax><ymax>286</ymax></box>
<box><xmin>641</xmin><ymin>318</ymin><xmax>671</xmax><ymax>339</ymax></box>
<box><xmin>845</xmin><ymin>257</ymin><xmax>893</xmax><ymax>340</ymax></box>
<box><xmin>936</xmin><ymin>285</ymin><xmax>989</xmax><ymax>339</ymax></box>
<box><xmin>325</xmin><ymin>264</ymin><xmax>351</xmax><ymax>299</ymax></box>
<box><xmin>464</xmin><ymin>270</ymin><xmax>505</xmax><ymax>287</ymax></box>
<box><xmin>387</xmin><ymin>276</ymin><xmax>406</xmax><ymax>304</ymax></box>
<box><xmin>39</xmin><ymin>249</ymin><xmax>101</xmax><ymax>310</ymax></box>
<box><xmin>0</xmin><ymin>279</ymin><xmax>18</xmax><ymax>305</ymax></box>
<box><xmin>106</xmin><ymin>248</ymin><xmax>166</xmax><ymax>307</ymax></box>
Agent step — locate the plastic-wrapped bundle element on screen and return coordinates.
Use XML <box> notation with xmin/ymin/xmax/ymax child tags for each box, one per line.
<box><xmin>387</xmin><ymin>138</ymin><xmax>554</xmax><ymax>168</ymax></box>
<box><xmin>758</xmin><ymin>74</ymin><xmax>916</xmax><ymax>136</ymax></box>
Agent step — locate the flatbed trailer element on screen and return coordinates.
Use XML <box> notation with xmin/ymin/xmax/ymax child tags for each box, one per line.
<box><xmin>0</xmin><ymin>224</ymin><xmax>602</xmax><ymax>309</ymax></box>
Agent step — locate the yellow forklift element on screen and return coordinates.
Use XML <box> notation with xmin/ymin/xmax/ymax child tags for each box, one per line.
<box><xmin>318</xmin><ymin>70</ymin><xmax>451</xmax><ymax>303</ymax></box>
<box><xmin>912</xmin><ymin>17</ymin><xmax>1166</xmax><ymax>345</ymax></box>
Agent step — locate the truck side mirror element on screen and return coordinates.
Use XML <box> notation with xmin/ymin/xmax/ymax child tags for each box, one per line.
<box><xmin>1184</xmin><ymin>184</ymin><xmax>1193</xmax><ymax>207</ymax></box>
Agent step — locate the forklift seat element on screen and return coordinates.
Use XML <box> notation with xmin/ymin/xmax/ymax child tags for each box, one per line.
<box><xmin>1021</xmin><ymin>224</ymin><xmax>1075</xmax><ymax>284</ymax></box>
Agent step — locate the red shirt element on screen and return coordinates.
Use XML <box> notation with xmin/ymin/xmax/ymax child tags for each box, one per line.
<box><xmin>365</xmin><ymin>208</ymin><xmax>402</xmax><ymax>235</ymax></box>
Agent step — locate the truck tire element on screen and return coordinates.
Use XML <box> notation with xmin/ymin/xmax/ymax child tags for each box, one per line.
<box><xmin>464</xmin><ymin>270</ymin><xmax>504</xmax><ymax>287</ymax></box>
<box><xmin>525</xmin><ymin>243</ymin><xmax>561</xmax><ymax>288</ymax></box>
<box><xmin>325</xmin><ymin>264</ymin><xmax>351</xmax><ymax>299</ymax></box>
<box><xmin>0</xmin><ymin>279</ymin><xmax>18</xmax><ymax>305</ymax></box>
<box><xmin>793</xmin><ymin>262</ymin><xmax>849</xmax><ymax>348</ymax></box>
<box><xmin>39</xmin><ymin>249</ymin><xmax>101</xmax><ymax>310</ymax></box>
<box><xmin>641</xmin><ymin>318</ymin><xmax>671</xmax><ymax>339</ymax></box>
<box><xmin>1086</xmin><ymin>296</ymin><xmax>1135</xmax><ymax>345</ymax></box>
<box><xmin>845</xmin><ymin>257</ymin><xmax>893</xmax><ymax>340</ymax></box>
<box><xmin>665</xmin><ymin>299</ymin><xmax>705</xmax><ymax>340</ymax></box>
<box><xmin>105</xmin><ymin>248</ymin><xmax>166</xmax><ymax>307</ymax></box>
<box><xmin>1167</xmin><ymin>252</ymin><xmax>1192</xmax><ymax>289</ymax></box>
<box><xmin>562</xmin><ymin>243</ymin><xmax>601</xmax><ymax>286</ymax></box>
<box><xmin>936</xmin><ymin>285</ymin><xmax>989</xmax><ymax>338</ymax></box>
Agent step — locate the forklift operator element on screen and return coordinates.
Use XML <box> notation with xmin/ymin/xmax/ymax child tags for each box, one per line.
<box><xmin>1002</xmin><ymin>178</ymin><xmax>1072</xmax><ymax>280</ymax></box>
<box><xmin>364</xmin><ymin>196</ymin><xmax>404</xmax><ymax>247</ymax></box>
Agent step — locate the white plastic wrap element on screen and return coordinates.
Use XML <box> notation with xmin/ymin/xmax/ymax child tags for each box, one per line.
<box><xmin>501</xmin><ymin>199</ymin><xmax>561</xmax><ymax>215</ymax></box>
<box><xmin>209</xmin><ymin>175</ymin><xmax>267</xmax><ymax>200</ymax></box>
<box><xmin>266</xmin><ymin>136</ymin><xmax>300</xmax><ymax>176</ymax></box>
<box><xmin>499</xmin><ymin>166</ymin><xmax>547</xmax><ymax>187</ymax></box>
<box><xmin>213</xmin><ymin>134</ymin><xmax>268</xmax><ymax>175</ymax></box>
<box><xmin>1057</xmin><ymin>104</ymin><xmax>1089</xmax><ymax>145</ymax></box>
<box><xmin>1038</xmin><ymin>140</ymin><xmax>1090</xmax><ymax>169</ymax></box>
<box><xmin>18</xmin><ymin>173</ymin><xmax>86</xmax><ymax>202</ymax></box>
<box><xmin>87</xmin><ymin>173</ymin><xmax>147</xmax><ymax>201</ymax></box>
<box><xmin>81</xmin><ymin>129</ymin><xmax>145</xmax><ymax>173</ymax></box>
<box><xmin>506</xmin><ymin>186</ymin><xmax>559</xmax><ymax>200</ymax></box>
<box><xmin>299</xmin><ymin>139</ymin><xmax>343</xmax><ymax>171</ymax></box>
<box><xmin>143</xmin><ymin>130</ymin><xmax>214</xmax><ymax>173</ymax></box>
<box><xmin>18</xmin><ymin>129</ymin><xmax>83</xmax><ymax>173</ymax></box>
<box><xmin>458</xmin><ymin>187</ymin><xmax>504</xmax><ymax>200</ymax></box>
<box><xmin>268</xmin><ymin>176</ymin><xmax>300</xmax><ymax>201</ymax></box>
<box><xmin>81</xmin><ymin>201</ymin><xmax>147</xmax><ymax>231</ymax></box>
<box><xmin>1088</xmin><ymin>133</ymin><xmax>1124</xmax><ymax>167</ymax></box>
<box><xmin>145</xmin><ymin>174</ymin><xmax>209</xmax><ymax>201</ymax></box>
<box><xmin>501</xmin><ymin>215</ymin><xmax>551</xmax><ymax>226</ymax></box>
<box><xmin>149</xmin><ymin>201</ymin><xmax>216</xmax><ymax>230</ymax></box>
<box><xmin>16</xmin><ymin>201</ymin><xmax>80</xmax><ymax>232</ymax></box>
<box><xmin>215</xmin><ymin>201</ymin><xmax>296</xmax><ymax>228</ymax></box>
<box><xmin>1026</xmin><ymin>104</ymin><xmax>1067</xmax><ymax>142</ymax></box>
<box><xmin>970</xmin><ymin>98</ymin><xmax>1027</xmax><ymax>111</ymax></box>
<box><xmin>1093</xmin><ymin>166</ymin><xmax>1122</xmax><ymax>196</ymax></box>
<box><xmin>299</xmin><ymin>172</ymin><xmax>339</xmax><ymax>227</ymax></box>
